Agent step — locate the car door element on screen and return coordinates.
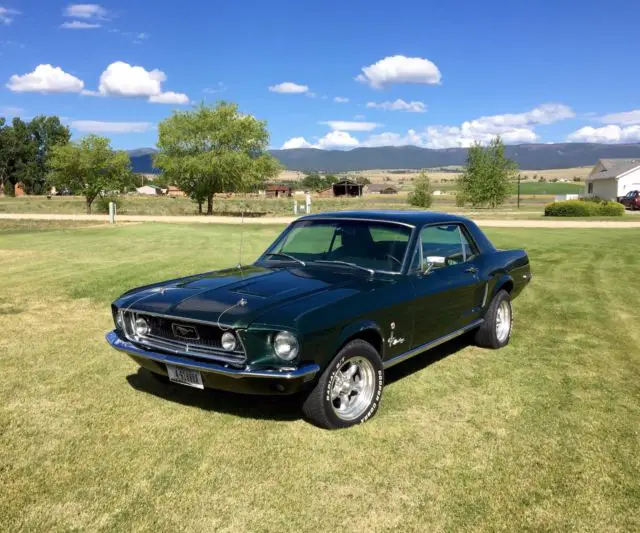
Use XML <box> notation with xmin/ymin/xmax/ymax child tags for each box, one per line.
<box><xmin>409</xmin><ymin>223</ymin><xmax>485</xmax><ymax>347</ymax></box>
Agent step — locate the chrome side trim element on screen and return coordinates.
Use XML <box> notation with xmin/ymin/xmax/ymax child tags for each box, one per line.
<box><xmin>383</xmin><ymin>319</ymin><xmax>484</xmax><ymax>369</ymax></box>
<box><xmin>106</xmin><ymin>331</ymin><xmax>319</xmax><ymax>381</ymax></box>
<box><xmin>296</xmin><ymin>216</ymin><xmax>416</xmax><ymax>229</ymax></box>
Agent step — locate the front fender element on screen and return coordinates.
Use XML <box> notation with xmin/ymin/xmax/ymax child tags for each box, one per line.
<box><xmin>334</xmin><ymin>319</ymin><xmax>386</xmax><ymax>360</ymax></box>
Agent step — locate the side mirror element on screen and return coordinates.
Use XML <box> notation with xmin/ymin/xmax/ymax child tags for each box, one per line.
<box><xmin>422</xmin><ymin>255</ymin><xmax>446</xmax><ymax>275</ymax></box>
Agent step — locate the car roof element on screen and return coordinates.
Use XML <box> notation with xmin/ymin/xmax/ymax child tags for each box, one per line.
<box><xmin>298</xmin><ymin>210</ymin><xmax>473</xmax><ymax>227</ymax></box>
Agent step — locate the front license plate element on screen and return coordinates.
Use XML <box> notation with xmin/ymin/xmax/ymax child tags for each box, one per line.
<box><xmin>166</xmin><ymin>365</ymin><xmax>204</xmax><ymax>389</ymax></box>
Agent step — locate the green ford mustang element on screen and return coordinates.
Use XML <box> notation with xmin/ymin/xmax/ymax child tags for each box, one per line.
<box><xmin>106</xmin><ymin>210</ymin><xmax>531</xmax><ymax>429</ymax></box>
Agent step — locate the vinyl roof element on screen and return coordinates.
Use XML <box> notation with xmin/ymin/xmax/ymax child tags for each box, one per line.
<box><xmin>300</xmin><ymin>210</ymin><xmax>471</xmax><ymax>226</ymax></box>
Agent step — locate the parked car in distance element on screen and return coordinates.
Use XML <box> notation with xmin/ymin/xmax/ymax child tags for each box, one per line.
<box><xmin>619</xmin><ymin>190</ymin><xmax>640</xmax><ymax>210</ymax></box>
<box><xmin>106</xmin><ymin>211</ymin><xmax>532</xmax><ymax>429</ymax></box>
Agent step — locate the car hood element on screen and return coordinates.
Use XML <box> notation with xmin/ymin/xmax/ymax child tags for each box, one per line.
<box><xmin>113</xmin><ymin>265</ymin><xmax>386</xmax><ymax>329</ymax></box>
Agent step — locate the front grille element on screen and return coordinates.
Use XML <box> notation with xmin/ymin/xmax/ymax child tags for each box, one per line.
<box><xmin>121</xmin><ymin>310</ymin><xmax>246</xmax><ymax>366</ymax></box>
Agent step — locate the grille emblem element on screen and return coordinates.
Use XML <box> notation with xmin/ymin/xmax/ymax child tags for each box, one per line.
<box><xmin>171</xmin><ymin>323</ymin><xmax>200</xmax><ymax>340</ymax></box>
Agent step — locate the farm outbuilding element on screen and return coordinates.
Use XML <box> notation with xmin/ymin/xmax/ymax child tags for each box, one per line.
<box><xmin>585</xmin><ymin>159</ymin><xmax>640</xmax><ymax>200</ymax></box>
<box><xmin>332</xmin><ymin>180</ymin><xmax>363</xmax><ymax>197</ymax></box>
<box><xmin>265</xmin><ymin>184</ymin><xmax>292</xmax><ymax>198</ymax></box>
<box><xmin>365</xmin><ymin>184</ymin><xmax>398</xmax><ymax>195</ymax></box>
<box><xmin>136</xmin><ymin>185</ymin><xmax>163</xmax><ymax>196</ymax></box>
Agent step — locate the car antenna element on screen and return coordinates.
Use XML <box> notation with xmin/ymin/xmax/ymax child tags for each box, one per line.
<box><xmin>237</xmin><ymin>208</ymin><xmax>245</xmax><ymax>277</ymax></box>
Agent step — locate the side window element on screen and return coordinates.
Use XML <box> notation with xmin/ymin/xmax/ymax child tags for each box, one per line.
<box><xmin>416</xmin><ymin>224</ymin><xmax>478</xmax><ymax>271</ymax></box>
<box><xmin>588</xmin><ymin>182</ymin><xmax>594</xmax><ymax>194</ymax></box>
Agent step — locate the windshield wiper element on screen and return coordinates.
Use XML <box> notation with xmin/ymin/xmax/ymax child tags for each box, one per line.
<box><xmin>264</xmin><ymin>252</ymin><xmax>306</xmax><ymax>266</ymax></box>
<box><xmin>314</xmin><ymin>260</ymin><xmax>374</xmax><ymax>275</ymax></box>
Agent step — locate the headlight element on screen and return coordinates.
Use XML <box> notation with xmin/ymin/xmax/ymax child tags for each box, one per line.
<box><xmin>273</xmin><ymin>331</ymin><xmax>299</xmax><ymax>361</ymax></box>
<box><xmin>221</xmin><ymin>331</ymin><xmax>237</xmax><ymax>351</ymax></box>
<box><xmin>115</xmin><ymin>309</ymin><xmax>124</xmax><ymax>330</ymax></box>
<box><xmin>134</xmin><ymin>317</ymin><xmax>149</xmax><ymax>336</ymax></box>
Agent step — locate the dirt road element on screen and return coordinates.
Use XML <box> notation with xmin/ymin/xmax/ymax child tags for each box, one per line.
<box><xmin>1</xmin><ymin>213</ymin><xmax>639</xmax><ymax>228</ymax></box>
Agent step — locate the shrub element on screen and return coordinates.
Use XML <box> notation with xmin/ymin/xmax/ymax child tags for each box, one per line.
<box><xmin>408</xmin><ymin>170</ymin><xmax>432</xmax><ymax>208</ymax></box>
<box><xmin>95</xmin><ymin>195</ymin><xmax>124</xmax><ymax>214</ymax></box>
<box><xmin>545</xmin><ymin>199</ymin><xmax>624</xmax><ymax>217</ymax></box>
<box><xmin>455</xmin><ymin>193</ymin><xmax>466</xmax><ymax>207</ymax></box>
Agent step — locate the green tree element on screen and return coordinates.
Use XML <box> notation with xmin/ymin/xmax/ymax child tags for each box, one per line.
<box><xmin>458</xmin><ymin>137</ymin><xmax>517</xmax><ymax>208</ymax></box>
<box><xmin>28</xmin><ymin>116</ymin><xmax>71</xmax><ymax>193</ymax></box>
<box><xmin>155</xmin><ymin>102</ymin><xmax>281</xmax><ymax>215</ymax></box>
<box><xmin>408</xmin><ymin>170</ymin><xmax>432</xmax><ymax>208</ymax></box>
<box><xmin>301</xmin><ymin>173</ymin><xmax>326</xmax><ymax>191</ymax></box>
<box><xmin>48</xmin><ymin>135</ymin><xmax>131</xmax><ymax>213</ymax></box>
<box><xmin>354</xmin><ymin>176</ymin><xmax>371</xmax><ymax>186</ymax></box>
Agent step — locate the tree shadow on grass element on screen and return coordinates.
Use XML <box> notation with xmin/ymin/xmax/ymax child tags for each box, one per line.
<box><xmin>126</xmin><ymin>369</ymin><xmax>303</xmax><ymax>422</ymax></box>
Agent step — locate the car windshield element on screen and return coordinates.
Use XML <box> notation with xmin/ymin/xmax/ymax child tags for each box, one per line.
<box><xmin>262</xmin><ymin>219</ymin><xmax>412</xmax><ymax>273</ymax></box>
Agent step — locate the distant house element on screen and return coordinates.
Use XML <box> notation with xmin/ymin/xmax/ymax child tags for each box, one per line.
<box><xmin>365</xmin><ymin>184</ymin><xmax>398</xmax><ymax>195</ymax></box>
<box><xmin>136</xmin><ymin>185</ymin><xmax>163</xmax><ymax>196</ymax></box>
<box><xmin>332</xmin><ymin>179</ymin><xmax>364</xmax><ymax>197</ymax></box>
<box><xmin>432</xmin><ymin>190</ymin><xmax>444</xmax><ymax>196</ymax></box>
<box><xmin>265</xmin><ymin>183</ymin><xmax>292</xmax><ymax>198</ymax></box>
<box><xmin>585</xmin><ymin>159</ymin><xmax>640</xmax><ymax>200</ymax></box>
<box><xmin>167</xmin><ymin>186</ymin><xmax>185</xmax><ymax>197</ymax></box>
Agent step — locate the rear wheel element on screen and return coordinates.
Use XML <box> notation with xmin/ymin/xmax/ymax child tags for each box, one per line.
<box><xmin>302</xmin><ymin>339</ymin><xmax>384</xmax><ymax>429</ymax></box>
<box><xmin>475</xmin><ymin>289</ymin><xmax>512</xmax><ymax>349</ymax></box>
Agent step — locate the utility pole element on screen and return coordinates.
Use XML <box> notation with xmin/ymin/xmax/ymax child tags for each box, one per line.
<box><xmin>517</xmin><ymin>175</ymin><xmax>521</xmax><ymax>209</ymax></box>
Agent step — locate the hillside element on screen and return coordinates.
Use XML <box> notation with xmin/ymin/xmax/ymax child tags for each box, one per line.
<box><xmin>128</xmin><ymin>142</ymin><xmax>640</xmax><ymax>174</ymax></box>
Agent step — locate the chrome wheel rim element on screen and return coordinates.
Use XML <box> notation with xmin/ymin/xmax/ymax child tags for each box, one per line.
<box><xmin>329</xmin><ymin>356</ymin><xmax>376</xmax><ymax>421</ymax></box>
<box><xmin>495</xmin><ymin>300</ymin><xmax>512</xmax><ymax>342</ymax></box>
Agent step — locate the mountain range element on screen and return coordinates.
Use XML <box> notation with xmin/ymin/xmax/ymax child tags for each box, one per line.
<box><xmin>128</xmin><ymin>143</ymin><xmax>640</xmax><ymax>175</ymax></box>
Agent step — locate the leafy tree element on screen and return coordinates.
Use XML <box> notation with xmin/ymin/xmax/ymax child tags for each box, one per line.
<box><xmin>354</xmin><ymin>176</ymin><xmax>371</xmax><ymax>186</ymax></box>
<box><xmin>28</xmin><ymin>116</ymin><xmax>71</xmax><ymax>193</ymax></box>
<box><xmin>48</xmin><ymin>135</ymin><xmax>131</xmax><ymax>213</ymax></box>
<box><xmin>155</xmin><ymin>102</ymin><xmax>281</xmax><ymax>215</ymax></box>
<box><xmin>408</xmin><ymin>170</ymin><xmax>432</xmax><ymax>208</ymax></box>
<box><xmin>301</xmin><ymin>173</ymin><xmax>326</xmax><ymax>191</ymax></box>
<box><xmin>458</xmin><ymin>137</ymin><xmax>517</xmax><ymax>208</ymax></box>
<box><xmin>0</xmin><ymin>114</ymin><xmax>70</xmax><ymax>195</ymax></box>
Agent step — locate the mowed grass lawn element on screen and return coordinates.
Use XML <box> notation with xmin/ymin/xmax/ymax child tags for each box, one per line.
<box><xmin>1</xmin><ymin>222</ymin><xmax>639</xmax><ymax>532</ymax></box>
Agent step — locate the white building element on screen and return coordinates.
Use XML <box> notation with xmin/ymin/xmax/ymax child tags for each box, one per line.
<box><xmin>585</xmin><ymin>159</ymin><xmax>640</xmax><ymax>200</ymax></box>
<box><xmin>136</xmin><ymin>185</ymin><xmax>163</xmax><ymax>196</ymax></box>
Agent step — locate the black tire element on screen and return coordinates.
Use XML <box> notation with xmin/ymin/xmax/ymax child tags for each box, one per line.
<box><xmin>302</xmin><ymin>339</ymin><xmax>384</xmax><ymax>429</ymax></box>
<box><xmin>475</xmin><ymin>289</ymin><xmax>513</xmax><ymax>349</ymax></box>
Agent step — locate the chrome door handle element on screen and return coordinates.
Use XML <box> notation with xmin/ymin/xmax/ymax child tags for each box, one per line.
<box><xmin>465</xmin><ymin>266</ymin><xmax>479</xmax><ymax>274</ymax></box>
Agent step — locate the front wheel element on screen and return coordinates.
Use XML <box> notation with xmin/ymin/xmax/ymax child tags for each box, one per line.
<box><xmin>475</xmin><ymin>289</ymin><xmax>513</xmax><ymax>349</ymax></box>
<box><xmin>302</xmin><ymin>339</ymin><xmax>384</xmax><ymax>429</ymax></box>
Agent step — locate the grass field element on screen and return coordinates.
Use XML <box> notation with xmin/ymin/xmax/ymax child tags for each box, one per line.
<box><xmin>0</xmin><ymin>192</ymin><xmax>568</xmax><ymax>218</ymax></box>
<box><xmin>1</xmin><ymin>222</ymin><xmax>639</xmax><ymax>532</ymax></box>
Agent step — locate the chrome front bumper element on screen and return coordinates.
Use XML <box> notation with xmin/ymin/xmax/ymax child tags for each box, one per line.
<box><xmin>106</xmin><ymin>330</ymin><xmax>320</xmax><ymax>394</ymax></box>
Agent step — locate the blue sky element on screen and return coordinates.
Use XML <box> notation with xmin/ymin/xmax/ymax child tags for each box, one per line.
<box><xmin>2</xmin><ymin>1</ymin><xmax>640</xmax><ymax>150</ymax></box>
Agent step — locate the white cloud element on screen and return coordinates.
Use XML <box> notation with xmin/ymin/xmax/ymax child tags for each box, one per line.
<box><xmin>98</xmin><ymin>61</ymin><xmax>165</xmax><ymax>97</ymax></box>
<box><xmin>148</xmin><ymin>91</ymin><xmax>189</xmax><ymax>104</ymax></box>
<box><xmin>0</xmin><ymin>7</ymin><xmax>19</xmax><ymax>25</ymax></box>
<box><xmin>203</xmin><ymin>82</ymin><xmax>227</xmax><ymax>94</ymax></box>
<box><xmin>366</xmin><ymin>99</ymin><xmax>427</xmax><ymax>113</ymax></box>
<box><xmin>95</xmin><ymin>61</ymin><xmax>188</xmax><ymax>104</ymax></box>
<box><xmin>60</xmin><ymin>20</ymin><xmax>101</xmax><ymax>29</ymax></box>
<box><xmin>355</xmin><ymin>55</ymin><xmax>441</xmax><ymax>89</ymax></box>
<box><xmin>281</xmin><ymin>137</ymin><xmax>313</xmax><ymax>149</ymax></box>
<box><xmin>281</xmin><ymin>131</ymin><xmax>359</xmax><ymax>150</ymax></box>
<box><xmin>316</xmin><ymin>131</ymin><xmax>360</xmax><ymax>149</ymax></box>
<box><xmin>321</xmin><ymin>120</ymin><xmax>380</xmax><ymax>132</ymax></box>
<box><xmin>334</xmin><ymin>96</ymin><xmax>349</xmax><ymax>103</ymax></box>
<box><xmin>600</xmin><ymin>109</ymin><xmax>640</xmax><ymax>126</ymax></box>
<box><xmin>6</xmin><ymin>64</ymin><xmax>84</xmax><ymax>93</ymax></box>
<box><xmin>354</xmin><ymin>114</ymin><xmax>365</xmax><ymax>120</ymax></box>
<box><xmin>268</xmin><ymin>82</ymin><xmax>309</xmax><ymax>94</ymax></box>
<box><xmin>0</xmin><ymin>105</ymin><xmax>23</xmax><ymax>116</ymax></box>
<box><xmin>305</xmin><ymin>91</ymin><xmax>317</xmax><ymax>99</ymax></box>
<box><xmin>70</xmin><ymin>120</ymin><xmax>153</xmax><ymax>133</ymax></box>
<box><xmin>63</xmin><ymin>4</ymin><xmax>108</xmax><ymax>19</ymax></box>
<box><xmin>133</xmin><ymin>32</ymin><xmax>149</xmax><ymax>44</ymax></box>
<box><xmin>566</xmin><ymin>125</ymin><xmax>640</xmax><ymax>144</ymax></box>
